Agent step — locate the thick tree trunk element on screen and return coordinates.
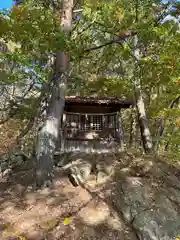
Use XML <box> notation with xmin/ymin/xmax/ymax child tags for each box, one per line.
<box><xmin>133</xmin><ymin>35</ymin><xmax>153</xmax><ymax>154</ymax></box>
<box><xmin>35</xmin><ymin>0</ymin><xmax>73</xmax><ymax>188</ymax></box>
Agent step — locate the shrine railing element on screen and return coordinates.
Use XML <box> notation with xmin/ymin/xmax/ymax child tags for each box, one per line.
<box><xmin>56</xmin><ymin>111</ymin><xmax>124</xmax><ymax>153</ymax></box>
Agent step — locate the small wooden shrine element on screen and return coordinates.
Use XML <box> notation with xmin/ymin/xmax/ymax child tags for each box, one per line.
<box><xmin>57</xmin><ymin>96</ymin><xmax>133</xmax><ymax>153</ymax></box>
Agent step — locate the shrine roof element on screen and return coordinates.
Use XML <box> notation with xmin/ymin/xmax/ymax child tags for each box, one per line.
<box><xmin>65</xmin><ymin>96</ymin><xmax>134</xmax><ymax>108</ymax></box>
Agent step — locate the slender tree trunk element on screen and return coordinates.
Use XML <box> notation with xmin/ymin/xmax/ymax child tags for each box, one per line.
<box><xmin>164</xmin><ymin>123</ymin><xmax>175</xmax><ymax>151</ymax></box>
<box><xmin>153</xmin><ymin>95</ymin><xmax>180</xmax><ymax>152</ymax></box>
<box><xmin>35</xmin><ymin>0</ymin><xmax>73</xmax><ymax>188</ymax></box>
<box><xmin>133</xmin><ymin>34</ymin><xmax>153</xmax><ymax>153</ymax></box>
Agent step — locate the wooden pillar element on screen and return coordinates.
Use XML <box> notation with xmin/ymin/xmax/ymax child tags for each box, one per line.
<box><xmin>61</xmin><ymin>113</ymin><xmax>66</xmax><ymax>152</ymax></box>
<box><xmin>102</xmin><ymin>114</ymin><xmax>106</xmax><ymax>130</ymax></box>
<box><xmin>116</xmin><ymin>110</ymin><xmax>124</xmax><ymax>151</ymax></box>
<box><xmin>78</xmin><ymin>113</ymin><xmax>81</xmax><ymax>151</ymax></box>
<box><xmin>57</xmin><ymin>114</ymin><xmax>63</xmax><ymax>152</ymax></box>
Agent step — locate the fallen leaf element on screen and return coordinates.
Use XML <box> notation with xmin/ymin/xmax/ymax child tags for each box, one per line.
<box><xmin>63</xmin><ymin>218</ymin><xmax>70</xmax><ymax>225</ymax></box>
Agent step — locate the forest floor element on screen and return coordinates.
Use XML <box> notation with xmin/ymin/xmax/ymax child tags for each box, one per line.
<box><xmin>0</xmin><ymin>151</ymin><xmax>180</xmax><ymax>240</ymax></box>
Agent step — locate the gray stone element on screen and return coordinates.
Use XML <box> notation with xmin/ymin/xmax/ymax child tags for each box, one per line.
<box><xmin>96</xmin><ymin>171</ymin><xmax>109</xmax><ymax>184</ymax></box>
<box><xmin>96</xmin><ymin>159</ymin><xmax>114</xmax><ymax>176</ymax></box>
<box><xmin>133</xmin><ymin>204</ymin><xmax>180</xmax><ymax>240</ymax></box>
<box><xmin>113</xmin><ymin>178</ymin><xmax>154</xmax><ymax>221</ymax></box>
<box><xmin>68</xmin><ymin>158</ymin><xmax>92</xmax><ymax>186</ymax></box>
<box><xmin>0</xmin><ymin>161</ymin><xmax>8</xmax><ymax>172</ymax></box>
<box><xmin>54</xmin><ymin>152</ymin><xmax>70</xmax><ymax>167</ymax></box>
<box><xmin>111</xmin><ymin>177</ymin><xmax>180</xmax><ymax>240</ymax></box>
<box><xmin>133</xmin><ymin>196</ymin><xmax>180</xmax><ymax>240</ymax></box>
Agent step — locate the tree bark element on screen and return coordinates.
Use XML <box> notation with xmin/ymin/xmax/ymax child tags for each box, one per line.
<box><xmin>35</xmin><ymin>0</ymin><xmax>73</xmax><ymax>188</ymax></box>
<box><xmin>133</xmin><ymin>34</ymin><xmax>153</xmax><ymax>154</ymax></box>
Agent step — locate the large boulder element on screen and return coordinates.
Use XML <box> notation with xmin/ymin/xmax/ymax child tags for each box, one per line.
<box><xmin>111</xmin><ymin>177</ymin><xmax>180</xmax><ymax>240</ymax></box>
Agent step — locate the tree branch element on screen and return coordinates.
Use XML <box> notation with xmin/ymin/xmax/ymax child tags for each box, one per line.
<box><xmin>154</xmin><ymin>1</ymin><xmax>172</xmax><ymax>27</ymax></box>
<box><xmin>84</xmin><ymin>30</ymin><xmax>136</xmax><ymax>53</ymax></box>
<box><xmin>73</xmin><ymin>0</ymin><xmax>80</xmax><ymax>10</ymax></box>
<box><xmin>169</xmin><ymin>95</ymin><xmax>180</xmax><ymax>108</ymax></box>
<box><xmin>82</xmin><ymin>0</ymin><xmax>175</xmax><ymax>55</ymax></box>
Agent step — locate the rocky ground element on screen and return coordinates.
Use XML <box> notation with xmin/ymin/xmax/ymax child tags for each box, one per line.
<box><xmin>0</xmin><ymin>151</ymin><xmax>180</xmax><ymax>240</ymax></box>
